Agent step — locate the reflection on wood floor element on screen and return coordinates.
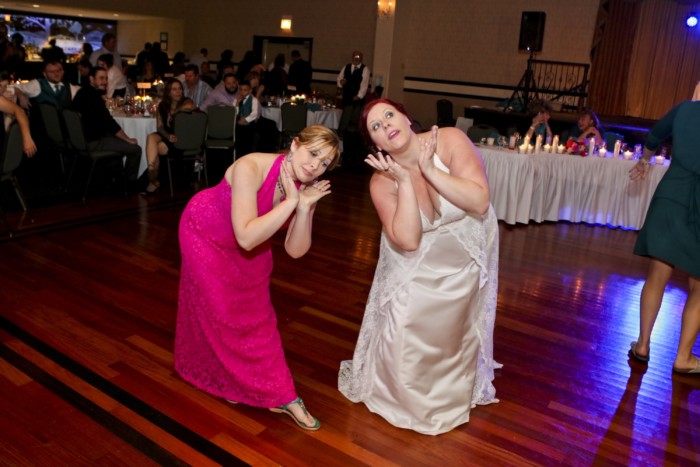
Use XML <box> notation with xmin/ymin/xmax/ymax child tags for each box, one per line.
<box><xmin>1</xmin><ymin>168</ymin><xmax>698</xmax><ymax>466</ymax></box>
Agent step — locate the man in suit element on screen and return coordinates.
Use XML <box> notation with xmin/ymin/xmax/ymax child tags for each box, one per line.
<box><xmin>287</xmin><ymin>50</ymin><xmax>312</xmax><ymax>95</ymax></box>
<box><xmin>337</xmin><ymin>50</ymin><xmax>371</xmax><ymax>168</ymax></box>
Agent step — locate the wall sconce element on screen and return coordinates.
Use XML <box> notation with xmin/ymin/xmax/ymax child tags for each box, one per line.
<box><xmin>280</xmin><ymin>16</ymin><xmax>292</xmax><ymax>30</ymax></box>
<box><xmin>377</xmin><ymin>0</ymin><xmax>395</xmax><ymax>19</ymax></box>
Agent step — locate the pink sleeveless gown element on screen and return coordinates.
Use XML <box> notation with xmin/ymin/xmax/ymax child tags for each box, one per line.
<box><xmin>174</xmin><ymin>155</ymin><xmax>297</xmax><ymax>408</ymax></box>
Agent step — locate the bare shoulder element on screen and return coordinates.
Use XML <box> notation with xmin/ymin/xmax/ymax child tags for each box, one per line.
<box><xmin>229</xmin><ymin>153</ymin><xmax>278</xmax><ymax>184</ymax></box>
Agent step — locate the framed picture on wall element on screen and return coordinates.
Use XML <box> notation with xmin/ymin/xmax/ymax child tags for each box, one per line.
<box><xmin>160</xmin><ymin>32</ymin><xmax>168</xmax><ymax>41</ymax></box>
<box><xmin>161</xmin><ymin>41</ymin><xmax>168</xmax><ymax>51</ymax></box>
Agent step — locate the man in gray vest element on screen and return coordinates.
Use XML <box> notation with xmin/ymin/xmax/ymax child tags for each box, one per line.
<box><xmin>15</xmin><ymin>60</ymin><xmax>78</xmax><ymax>110</ymax></box>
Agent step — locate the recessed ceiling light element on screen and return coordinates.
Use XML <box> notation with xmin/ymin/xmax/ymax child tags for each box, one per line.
<box><xmin>32</xmin><ymin>4</ymin><xmax>40</xmax><ymax>7</ymax></box>
<box><xmin>113</xmin><ymin>13</ymin><xmax>119</xmax><ymax>17</ymax></box>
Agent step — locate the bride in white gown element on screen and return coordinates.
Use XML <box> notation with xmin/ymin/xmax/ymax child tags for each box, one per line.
<box><xmin>338</xmin><ymin>99</ymin><xmax>500</xmax><ymax>435</ymax></box>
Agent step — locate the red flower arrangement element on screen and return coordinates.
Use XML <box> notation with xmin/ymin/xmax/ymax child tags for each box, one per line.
<box><xmin>566</xmin><ymin>139</ymin><xmax>588</xmax><ymax>157</ymax></box>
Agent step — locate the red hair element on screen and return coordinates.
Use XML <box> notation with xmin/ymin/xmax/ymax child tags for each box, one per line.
<box><xmin>359</xmin><ymin>98</ymin><xmax>414</xmax><ymax>148</ymax></box>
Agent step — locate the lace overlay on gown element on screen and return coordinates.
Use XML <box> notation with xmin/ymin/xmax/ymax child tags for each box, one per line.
<box><xmin>175</xmin><ymin>155</ymin><xmax>299</xmax><ymax>408</ymax></box>
<box><xmin>338</xmin><ymin>154</ymin><xmax>500</xmax><ymax>435</ymax></box>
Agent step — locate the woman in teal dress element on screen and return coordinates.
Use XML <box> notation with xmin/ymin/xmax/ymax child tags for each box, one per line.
<box><xmin>628</xmin><ymin>100</ymin><xmax>700</xmax><ymax>374</ymax></box>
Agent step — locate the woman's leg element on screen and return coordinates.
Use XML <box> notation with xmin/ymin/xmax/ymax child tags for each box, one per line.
<box><xmin>673</xmin><ymin>275</ymin><xmax>700</xmax><ymax>370</ymax></box>
<box><xmin>634</xmin><ymin>258</ymin><xmax>674</xmax><ymax>357</ymax></box>
<box><xmin>144</xmin><ymin>134</ymin><xmax>169</xmax><ymax>193</ymax></box>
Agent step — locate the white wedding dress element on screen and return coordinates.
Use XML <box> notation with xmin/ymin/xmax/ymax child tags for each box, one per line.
<box><xmin>338</xmin><ymin>155</ymin><xmax>500</xmax><ymax>435</ymax></box>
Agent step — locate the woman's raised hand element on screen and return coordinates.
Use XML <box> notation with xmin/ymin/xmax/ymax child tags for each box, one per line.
<box><xmin>365</xmin><ymin>150</ymin><xmax>409</xmax><ymax>182</ymax></box>
<box><xmin>298</xmin><ymin>179</ymin><xmax>332</xmax><ymax>206</ymax></box>
<box><xmin>279</xmin><ymin>160</ymin><xmax>300</xmax><ymax>203</ymax></box>
<box><xmin>418</xmin><ymin>125</ymin><xmax>438</xmax><ymax>175</ymax></box>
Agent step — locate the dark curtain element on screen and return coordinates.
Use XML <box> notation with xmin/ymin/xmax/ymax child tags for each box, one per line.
<box><xmin>587</xmin><ymin>0</ymin><xmax>642</xmax><ymax>116</ymax></box>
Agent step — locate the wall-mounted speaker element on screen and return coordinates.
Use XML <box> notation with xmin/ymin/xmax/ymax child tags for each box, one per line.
<box><xmin>518</xmin><ymin>11</ymin><xmax>546</xmax><ymax>52</ymax></box>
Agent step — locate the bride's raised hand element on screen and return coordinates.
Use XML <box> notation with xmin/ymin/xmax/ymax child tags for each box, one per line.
<box><xmin>365</xmin><ymin>150</ymin><xmax>409</xmax><ymax>183</ymax></box>
<box><xmin>418</xmin><ymin>125</ymin><xmax>438</xmax><ymax>175</ymax></box>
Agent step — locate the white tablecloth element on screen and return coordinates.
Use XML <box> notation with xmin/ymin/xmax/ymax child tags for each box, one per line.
<box><xmin>262</xmin><ymin>107</ymin><xmax>343</xmax><ymax>131</ymax></box>
<box><xmin>479</xmin><ymin>146</ymin><xmax>668</xmax><ymax>230</ymax></box>
<box><xmin>114</xmin><ymin>115</ymin><xmax>157</xmax><ymax>175</ymax></box>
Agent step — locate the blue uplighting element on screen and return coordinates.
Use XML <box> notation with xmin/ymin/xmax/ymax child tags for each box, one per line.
<box><xmin>687</xmin><ymin>15</ymin><xmax>698</xmax><ymax>27</ymax></box>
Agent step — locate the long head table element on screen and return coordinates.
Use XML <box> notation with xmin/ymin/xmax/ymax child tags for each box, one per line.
<box><xmin>478</xmin><ymin>146</ymin><xmax>668</xmax><ymax>230</ymax></box>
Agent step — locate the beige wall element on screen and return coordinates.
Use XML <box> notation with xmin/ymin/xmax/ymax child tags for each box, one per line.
<box><xmin>37</xmin><ymin>0</ymin><xmax>600</xmax><ymax>125</ymax></box>
<box><xmin>394</xmin><ymin>0</ymin><xmax>600</xmax><ymax>126</ymax></box>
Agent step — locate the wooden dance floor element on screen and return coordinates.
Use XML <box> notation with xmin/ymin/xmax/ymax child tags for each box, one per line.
<box><xmin>0</xmin><ymin>168</ymin><xmax>698</xmax><ymax>465</ymax></box>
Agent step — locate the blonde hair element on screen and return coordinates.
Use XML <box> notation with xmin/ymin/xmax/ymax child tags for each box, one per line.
<box><xmin>292</xmin><ymin>124</ymin><xmax>341</xmax><ymax>170</ymax></box>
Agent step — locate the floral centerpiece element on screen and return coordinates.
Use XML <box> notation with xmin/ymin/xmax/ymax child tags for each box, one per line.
<box><xmin>566</xmin><ymin>139</ymin><xmax>588</xmax><ymax>157</ymax></box>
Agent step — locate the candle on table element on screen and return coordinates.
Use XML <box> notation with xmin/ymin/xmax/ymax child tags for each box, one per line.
<box><xmin>613</xmin><ymin>140</ymin><xmax>621</xmax><ymax>159</ymax></box>
<box><xmin>599</xmin><ymin>148</ymin><xmax>607</xmax><ymax>157</ymax></box>
<box><xmin>535</xmin><ymin>134</ymin><xmax>542</xmax><ymax>153</ymax></box>
<box><xmin>588</xmin><ymin>137</ymin><xmax>596</xmax><ymax>157</ymax></box>
<box><xmin>552</xmin><ymin>135</ymin><xmax>559</xmax><ymax>149</ymax></box>
<box><xmin>557</xmin><ymin>144</ymin><xmax>566</xmax><ymax>154</ymax></box>
<box><xmin>623</xmin><ymin>150</ymin><xmax>633</xmax><ymax>160</ymax></box>
<box><xmin>655</xmin><ymin>155</ymin><xmax>665</xmax><ymax>165</ymax></box>
<box><xmin>543</xmin><ymin>144</ymin><xmax>551</xmax><ymax>153</ymax></box>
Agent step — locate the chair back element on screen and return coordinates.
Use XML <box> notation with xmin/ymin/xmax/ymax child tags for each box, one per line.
<box><xmin>603</xmin><ymin>131</ymin><xmax>624</xmax><ymax>150</ymax></box>
<box><xmin>455</xmin><ymin>117</ymin><xmax>473</xmax><ymax>135</ymax></box>
<box><xmin>1</xmin><ymin>122</ymin><xmax>24</xmax><ymax>175</ymax></box>
<box><xmin>280</xmin><ymin>102</ymin><xmax>308</xmax><ymax>136</ymax></box>
<box><xmin>173</xmin><ymin>111</ymin><xmax>208</xmax><ymax>153</ymax></box>
<box><xmin>466</xmin><ymin>124</ymin><xmax>499</xmax><ymax>142</ymax></box>
<box><xmin>206</xmin><ymin>105</ymin><xmax>236</xmax><ymax>141</ymax></box>
<box><xmin>436</xmin><ymin>99</ymin><xmax>454</xmax><ymax>127</ymax></box>
<box><xmin>62</xmin><ymin>109</ymin><xmax>88</xmax><ymax>152</ymax></box>
<box><xmin>39</xmin><ymin>103</ymin><xmax>66</xmax><ymax>147</ymax></box>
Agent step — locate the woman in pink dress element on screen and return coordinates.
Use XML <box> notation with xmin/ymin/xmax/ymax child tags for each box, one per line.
<box><xmin>175</xmin><ymin>125</ymin><xmax>340</xmax><ymax>430</ymax></box>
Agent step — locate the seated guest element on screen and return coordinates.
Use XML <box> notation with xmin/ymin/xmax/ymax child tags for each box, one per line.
<box><xmin>96</xmin><ymin>54</ymin><xmax>127</xmax><ymax>98</ymax></box>
<box><xmin>524</xmin><ymin>100</ymin><xmax>553</xmax><ymax>143</ymax></box>
<box><xmin>0</xmin><ymin>94</ymin><xmax>37</xmax><ymax>157</ymax></box>
<box><xmin>14</xmin><ymin>60</ymin><xmax>79</xmax><ymax>110</ymax></box>
<box><xmin>244</xmin><ymin>71</ymin><xmax>266</xmax><ymax>101</ymax></box>
<box><xmin>236</xmin><ymin>80</ymin><xmax>261</xmax><ymax>155</ymax></box>
<box><xmin>142</xmin><ymin>78</ymin><xmax>195</xmax><ymax>195</ymax></box>
<box><xmin>171</xmin><ymin>52</ymin><xmax>187</xmax><ymax>76</ymax></box>
<box><xmin>70</xmin><ymin>66</ymin><xmax>142</xmax><ymax>193</ymax></box>
<box><xmin>90</xmin><ymin>33</ymin><xmax>122</xmax><ymax>71</ymax></box>
<box><xmin>137</xmin><ymin>59</ymin><xmax>157</xmax><ymax>83</ymax></box>
<box><xmin>75</xmin><ymin>59</ymin><xmax>92</xmax><ymax>87</ymax></box>
<box><xmin>216</xmin><ymin>60</ymin><xmax>235</xmax><ymax>85</ymax></box>
<box><xmin>183</xmin><ymin>64</ymin><xmax>212</xmax><ymax>108</ymax></box>
<box><xmin>200</xmin><ymin>73</ymin><xmax>239</xmax><ymax>112</ymax></box>
<box><xmin>568</xmin><ymin>108</ymin><xmax>604</xmax><ymax>147</ymax></box>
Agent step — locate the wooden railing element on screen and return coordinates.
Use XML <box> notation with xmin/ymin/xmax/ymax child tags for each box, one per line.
<box><xmin>510</xmin><ymin>59</ymin><xmax>590</xmax><ymax>112</ymax></box>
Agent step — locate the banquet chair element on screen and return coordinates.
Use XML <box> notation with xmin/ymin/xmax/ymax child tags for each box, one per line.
<box><xmin>0</xmin><ymin>122</ymin><xmax>29</xmax><ymax>234</ymax></box>
<box><xmin>38</xmin><ymin>102</ymin><xmax>73</xmax><ymax>183</ymax></box>
<box><xmin>166</xmin><ymin>110</ymin><xmax>208</xmax><ymax>196</ymax></box>
<box><xmin>603</xmin><ymin>131</ymin><xmax>624</xmax><ymax>150</ymax></box>
<box><xmin>279</xmin><ymin>102</ymin><xmax>308</xmax><ymax>149</ymax></box>
<box><xmin>466</xmin><ymin>124</ymin><xmax>498</xmax><ymax>142</ymax></box>
<box><xmin>205</xmin><ymin>104</ymin><xmax>237</xmax><ymax>162</ymax></box>
<box><xmin>455</xmin><ymin>117</ymin><xmax>473</xmax><ymax>136</ymax></box>
<box><xmin>436</xmin><ymin>99</ymin><xmax>455</xmax><ymax>127</ymax></box>
<box><xmin>62</xmin><ymin>109</ymin><xmax>127</xmax><ymax>200</ymax></box>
